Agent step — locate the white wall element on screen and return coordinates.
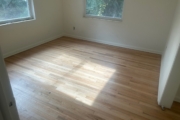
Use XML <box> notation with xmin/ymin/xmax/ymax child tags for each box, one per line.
<box><xmin>0</xmin><ymin>0</ymin><xmax>177</xmax><ymax>56</ymax></box>
<box><xmin>0</xmin><ymin>110</ymin><xmax>4</xmax><ymax>120</ymax></box>
<box><xmin>158</xmin><ymin>0</ymin><xmax>180</xmax><ymax>108</ymax></box>
<box><xmin>0</xmin><ymin>0</ymin><xmax>63</xmax><ymax>58</ymax></box>
<box><xmin>175</xmin><ymin>83</ymin><xmax>180</xmax><ymax>102</ymax></box>
<box><xmin>62</xmin><ymin>0</ymin><xmax>177</xmax><ymax>54</ymax></box>
<box><xmin>0</xmin><ymin>48</ymin><xmax>20</xmax><ymax>120</ymax></box>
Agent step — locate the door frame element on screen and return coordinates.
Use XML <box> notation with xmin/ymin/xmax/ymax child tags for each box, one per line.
<box><xmin>0</xmin><ymin>109</ymin><xmax>4</xmax><ymax>120</ymax></box>
<box><xmin>0</xmin><ymin>47</ymin><xmax>20</xmax><ymax>120</ymax></box>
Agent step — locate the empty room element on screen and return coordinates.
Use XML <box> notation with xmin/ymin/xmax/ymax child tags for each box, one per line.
<box><xmin>1</xmin><ymin>0</ymin><xmax>180</xmax><ymax>120</ymax></box>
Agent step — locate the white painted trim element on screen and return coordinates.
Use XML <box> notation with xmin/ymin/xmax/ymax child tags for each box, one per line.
<box><xmin>3</xmin><ymin>34</ymin><xmax>63</xmax><ymax>58</ymax></box>
<box><xmin>0</xmin><ymin>110</ymin><xmax>4</xmax><ymax>120</ymax></box>
<box><xmin>3</xmin><ymin>32</ymin><xmax>162</xmax><ymax>58</ymax></box>
<box><xmin>175</xmin><ymin>96</ymin><xmax>180</xmax><ymax>103</ymax></box>
<box><xmin>64</xmin><ymin>33</ymin><xmax>162</xmax><ymax>55</ymax></box>
<box><xmin>0</xmin><ymin>0</ymin><xmax>35</xmax><ymax>26</ymax></box>
<box><xmin>0</xmin><ymin>48</ymin><xmax>20</xmax><ymax>120</ymax></box>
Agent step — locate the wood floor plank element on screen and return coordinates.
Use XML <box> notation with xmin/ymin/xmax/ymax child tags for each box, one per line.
<box><xmin>5</xmin><ymin>36</ymin><xmax>180</xmax><ymax>120</ymax></box>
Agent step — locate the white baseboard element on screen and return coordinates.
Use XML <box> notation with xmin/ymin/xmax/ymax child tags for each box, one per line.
<box><xmin>64</xmin><ymin>33</ymin><xmax>162</xmax><ymax>55</ymax></box>
<box><xmin>3</xmin><ymin>34</ymin><xmax>63</xmax><ymax>58</ymax></box>
<box><xmin>3</xmin><ymin>33</ymin><xmax>162</xmax><ymax>58</ymax></box>
<box><xmin>175</xmin><ymin>96</ymin><xmax>180</xmax><ymax>103</ymax></box>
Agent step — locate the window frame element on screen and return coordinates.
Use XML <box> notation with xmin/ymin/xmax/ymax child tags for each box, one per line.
<box><xmin>84</xmin><ymin>0</ymin><xmax>124</xmax><ymax>21</ymax></box>
<box><xmin>0</xmin><ymin>0</ymin><xmax>36</xmax><ymax>26</ymax></box>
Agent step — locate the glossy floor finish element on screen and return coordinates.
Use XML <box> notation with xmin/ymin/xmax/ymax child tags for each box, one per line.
<box><xmin>5</xmin><ymin>37</ymin><xmax>180</xmax><ymax>120</ymax></box>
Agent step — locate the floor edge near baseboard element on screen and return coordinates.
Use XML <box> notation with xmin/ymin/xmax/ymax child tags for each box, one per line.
<box><xmin>64</xmin><ymin>34</ymin><xmax>162</xmax><ymax>55</ymax></box>
<box><xmin>175</xmin><ymin>96</ymin><xmax>180</xmax><ymax>103</ymax></box>
<box><xmin>3</xmin><ymin>34</ymin><xmax>63</xmax><ymax>58</ymax></box>
<box><xmin>3</xmin><ymin>33</ymin><xmax>162</xmax><ymax>58</ymax></box>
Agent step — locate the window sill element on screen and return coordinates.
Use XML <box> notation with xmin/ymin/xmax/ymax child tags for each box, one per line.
<box><xmin>0</xmin><ymin>18</ymin><xmax>36</xmax><ymax>27</ymax></box>
<box><xmin>84</xmin><ymin>15</ymin><xmax>123</xmax><ymax>22</ymax></box>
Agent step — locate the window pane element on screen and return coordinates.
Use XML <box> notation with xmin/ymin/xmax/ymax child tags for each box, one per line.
<box><xmin>0</xmin><ymin>0</ymin><xmax>30</xmax><ymax>22</ymax></box>
<box><xmin>86</xmin><ymin>0</ymin><xmax>124</xmax><ymax>19</ymax></box>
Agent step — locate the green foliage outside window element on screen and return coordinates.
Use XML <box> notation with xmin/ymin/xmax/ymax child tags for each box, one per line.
<box><xmin>0</xmin><ymin>0</ymin><xmax>30</xmax><ymax>21</ymax></box>
<box><xmin>86</xmin><ymin>0</ymin><xmax>124</xmax><ymax>19</ymax></box>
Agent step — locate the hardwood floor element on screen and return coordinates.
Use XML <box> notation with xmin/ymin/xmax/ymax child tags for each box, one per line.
<box><xmin>5</xmin><ymin>37</ymin><xmax>180</xmax><ymax>120</ymax></box>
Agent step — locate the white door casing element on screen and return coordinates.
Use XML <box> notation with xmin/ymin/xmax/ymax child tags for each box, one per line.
<box><xmin>0</xmin><ymin>109</ymin><xmax>4</xmax><ymax>120</ymax></box>
<box><xmin>0</xmin><ymin>47</ymin><xmax>20</xmax><ymax>120</ymax></box>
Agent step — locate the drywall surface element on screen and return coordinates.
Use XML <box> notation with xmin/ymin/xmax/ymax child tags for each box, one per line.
<box><xmin>175</xmin><ymin>84</ymin><xmax>180</xmax><ymax>102</ymax></box>
<box><xmin>0</xmin><ymin>0</ymin><xmax>63</xmax><ymax>57</ymax></box>
<box><xmin>0</xmin><ymin>110</ymin><xmax>4</xmax><ymax>120</ymax></box>
<box><xmin>62</xmin><ymin>0</ymin><xmax>177</xmax><ymax>54</ymax></box>
<box><xmin>158</xmin><ymin>0</ymin><xmax>180</xmax><ymax>108</ymax></box>
<box><xmin>0</xmin><ymin>48</ymin><xmax>20</xmax><ymax>120</ymax></box>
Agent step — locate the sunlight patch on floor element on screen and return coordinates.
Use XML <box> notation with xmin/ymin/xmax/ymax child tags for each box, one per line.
<box><xmin>55</xmin><ymin>54</ymin><xmax>116</xmax><ymax>106</ymax></box>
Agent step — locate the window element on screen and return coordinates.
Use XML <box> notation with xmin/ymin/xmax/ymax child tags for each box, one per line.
<box><xmin>85</xmin><ymin>0</ymin><xmax>124</xmax><ymax>20</ymax></box>
<box><xmin>0</xmin><ymin>0</ymin><xmax>35</xmax><ymax>25</ymax></box>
